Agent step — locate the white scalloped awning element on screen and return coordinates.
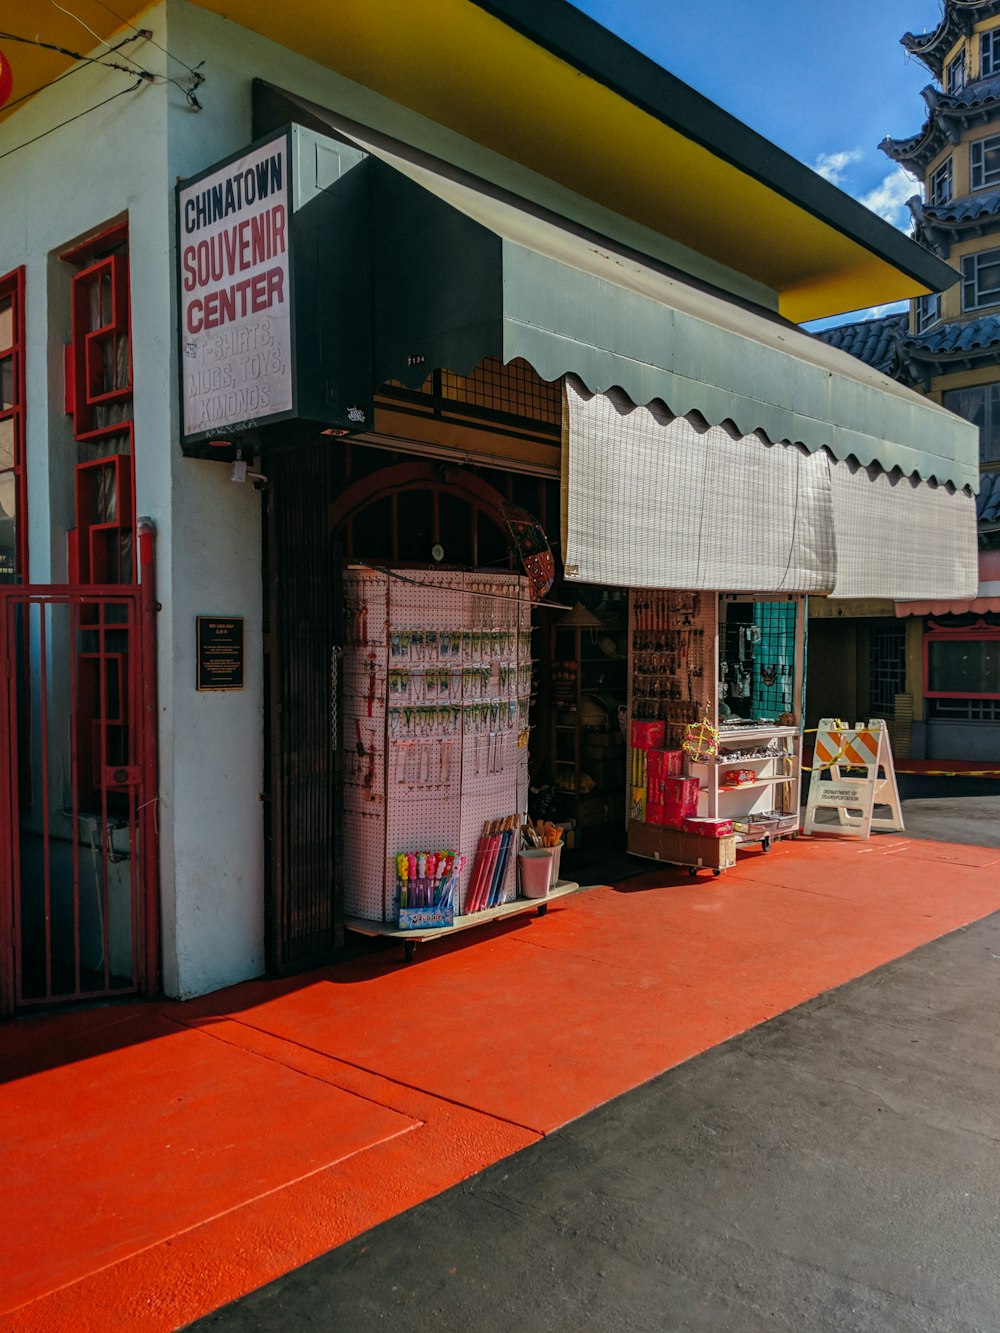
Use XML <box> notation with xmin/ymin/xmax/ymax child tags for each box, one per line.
<box><xmin>563</xmin><ymin>380</ymin><xmax>979</xmax><ymax>599</ymax></box>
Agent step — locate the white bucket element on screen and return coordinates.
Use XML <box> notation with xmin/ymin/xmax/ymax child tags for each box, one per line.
<box><xmin>518</xmin><ymin>849</ymin><xmax>553</xmax><ymax>898</ymax></box>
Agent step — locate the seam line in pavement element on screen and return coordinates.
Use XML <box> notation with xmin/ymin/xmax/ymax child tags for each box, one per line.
<box><xmin>165</xmin><ymin>1010</ymin><xmax>548</xmax><ymax>1139</ymax></box>
<box><xmin>0</xmin><ymin>1121</ymin><xmax>422</xmax><ymax>1321</ymax></box>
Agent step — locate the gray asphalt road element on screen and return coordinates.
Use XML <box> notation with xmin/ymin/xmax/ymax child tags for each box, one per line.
<box><xmin>898</xmin><ymin>774</ymin><xmax>1000</xmax><ymax>848</ymax></box>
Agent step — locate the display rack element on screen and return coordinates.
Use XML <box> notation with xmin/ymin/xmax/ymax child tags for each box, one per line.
<box><xmin>341</xmin><ymin>567</ymin><xmax>571</xmax><ymax>957</ymax></box>
<box><xmin>625</xmin><ymin>591</ymin><xmax>805</xmax><ymax>873</ymax></box>
<box><xmin>687</xmin><ymin>724</ymin><xmax>802</xmax><ymax>850</ymax></box>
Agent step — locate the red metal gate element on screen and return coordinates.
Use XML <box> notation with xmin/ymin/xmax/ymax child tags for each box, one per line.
<box><xmin>0</xmin><ymin>567</ymin><xmax>158</xmax><ymax>1013</ymax></box>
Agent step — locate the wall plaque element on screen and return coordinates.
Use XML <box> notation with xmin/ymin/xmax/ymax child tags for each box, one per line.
<box><xmin>197</xmin><ymin>617</ymin><xmax>245</xmax><ymax>691</ymax></box>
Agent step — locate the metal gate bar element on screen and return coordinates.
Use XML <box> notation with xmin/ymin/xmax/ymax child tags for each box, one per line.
<box><xmin>0</xmin><ymin>582</ymin><xmax>156</xmax><ymax>1013</ymax></box>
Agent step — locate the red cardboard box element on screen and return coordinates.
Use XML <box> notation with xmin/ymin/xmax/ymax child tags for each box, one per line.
<box><xmin>645</xmin><ymin>802</ymin><xmax>668</xmax><ymax>826</ymax></box>
<box><xmin>656</xmin><ymin>775</ymin><xmax>699</xmax><ymax>827</ymax></box>
<box><xmin>681</xmin><ymin>816</ymin><xmax>734</xmax><ymax>838</ymax></box>
<box><xmin>630</xmin><ymin>720</ymin><xmax>665</xmax><ymax>750</ymax></box>
<box><xmin>647</xmin><ymin>749</ymin><xmax>683</xmax><ymax>783</ymax></box>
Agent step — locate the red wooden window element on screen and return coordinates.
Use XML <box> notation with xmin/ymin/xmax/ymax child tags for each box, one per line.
<box><xmin>0</xmin><ymin>267</ymin><xmax>27</xmax><ymax>582</ymax></box>
<box><xmin>63</xmin><ymin>224</ymin><xmax>135</xmax><ymax>586</ymax></box>
<box><xmin>924</xmin><ymin>627</ymin><xmax>1000</xmax><ymax>722</ymax></box>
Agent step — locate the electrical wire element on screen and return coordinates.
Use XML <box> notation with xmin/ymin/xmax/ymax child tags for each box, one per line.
<box><xmin>0</xmin><ymin>26</ymin><xmax>203</xmax><ymax>110</ymax></box>
<box><xmin>44</xmin><ymin>0</ymin><xmax>199</xmax><ymax>106</ymax></box>
<box><xmin>48</xmin><ymin>0</ymin><xmax>161</xmax><ymax>93</ymax></box>
<box><xmin>88</xmin><ymin>0</ymin><xmax>203</xmax><ymax>78</ymax></box>
<box><xmin>0</xmin><ymin>78</ymin><xmax>144</xmax><ymax>163</ymax></box>
<box><xmin>49</xmin><ymin>0</ymin><xmax>113</xmax><ymax>53</ymax></box>
<box><xmin>0</xmin><ymin>31</ymin><xmax>148</xmax><ymax>114</ymax></box>
<box><xmin>0</xmin><ymin>28</ymin><xmax>154</xmax><ymax>80</ymax></box>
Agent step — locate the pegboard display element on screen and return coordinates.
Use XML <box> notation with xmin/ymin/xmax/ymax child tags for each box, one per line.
<box><xmin>342</xmin><ymin>568</ymin><xmax>532</xmax><ymax>925</ymax></box>
<box><xmin>719</xmin><ymin>598</ymin><xmax>800</xmax><ymax>721</ymax></box>
<box><xmin>628</xmin><ymin>590</ymin><xmax>719</xmax><ymax>747</ymax></box>
<box><xmin>626</xmin><ymin>589</ymin><xmax>804</xmax><ymax>864</ymax></box>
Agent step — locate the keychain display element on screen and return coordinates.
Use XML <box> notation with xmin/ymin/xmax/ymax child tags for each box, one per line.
<box><xmin>630</xmin><ymin>591</ymin><xmax>712</xmax><ymax>742</ymax></box>
<box><xmin>343</xmin><ymin>569</ymin><xmax>533</xmax><ymax>926</ymax></box>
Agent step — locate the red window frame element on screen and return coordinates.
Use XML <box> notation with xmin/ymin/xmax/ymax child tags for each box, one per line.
<box><xmin>62</xmin><ymin>222</ymin><xmax>136</xmax><ymax>587</ymax></box>
<box><xmin>924</xmin><ymin>628</ymin><xmax>1000</xmax><ymax>700</ymax></box>
<box><xmin>0</xmin><ymin>266</ymin><xmax>27</xmax><ymax>581</ymax></box>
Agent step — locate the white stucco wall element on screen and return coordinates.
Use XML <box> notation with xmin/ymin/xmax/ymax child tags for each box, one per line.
<box><xmin>0</xmin><ymin>3</ymin><xmax>268</xmax><ymax>999</ymax></box>
<box><xmin>0</xmin><ymin>0</ymin><xmax>779</xmax><ymax>999</ymax></box>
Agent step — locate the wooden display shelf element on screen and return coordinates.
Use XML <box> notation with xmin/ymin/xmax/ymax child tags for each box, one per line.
<box><xmin>345</xmin><ymin>880</ymin><xmax>583</xmax><ymax>962</ymax></box>
<box><xmin>627</xmin><ymin>820</ymin><xmax>737</xmax><ymax>875</ymax></box>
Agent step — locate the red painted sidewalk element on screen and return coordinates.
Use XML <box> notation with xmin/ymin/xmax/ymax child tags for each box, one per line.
<box><xmin>5</xmin><ymin>832</ymin><xmax>1000</xmax><ymax>1331</ymax></box>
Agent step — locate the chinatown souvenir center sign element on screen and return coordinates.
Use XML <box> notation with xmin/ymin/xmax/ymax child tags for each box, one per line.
<box><xmin>178</xmin><ymin>132</ymin><xmax>292</xmax><ymax>442</ymax></box>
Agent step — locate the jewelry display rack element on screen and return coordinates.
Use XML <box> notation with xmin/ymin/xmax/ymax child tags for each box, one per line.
<box><xmin>626</xmin><ymin>591</ymin><xmax>805</xmax><ymax>873</ymax></box>
<box><xmin>341</xmin><ymin>567</ymin><xmax>578</xmax><ymax>960</ymax></box>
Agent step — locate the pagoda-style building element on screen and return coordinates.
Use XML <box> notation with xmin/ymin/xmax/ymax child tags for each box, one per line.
<box><xmin>813</xmin><ymin>0</ymin><xmax>1000</xmax><ymax>759</ymax></box>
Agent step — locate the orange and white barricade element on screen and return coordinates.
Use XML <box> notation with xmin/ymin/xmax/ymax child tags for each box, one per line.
<box><xmin>802</xmin><ymin>718</ymin><xmax>904</xmax><ymax>839</ymax></box>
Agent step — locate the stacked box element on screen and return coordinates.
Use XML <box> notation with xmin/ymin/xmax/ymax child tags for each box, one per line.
<box><xmin>630</xmin><ymin>720</ymin><xmax>665</xmax><ymax>750</ymax></box>
<box><xmin>681</xmin><ymin>816</ymin><xmax>734</xmax><ymax>838</ymax></box>
<box><xmin>648</xmin><ymin>775</ymin><xmax>698</xmax><ymax>828</ymax></box>
<box><xmin>630</xmin><ymin>786</ymin><xmax>647</xmax><ymax>822</ymax></box>
<box><xmin>646</xmin><ymin>749</ymin><xmax>683</xmax><ymax>783</ymax></box>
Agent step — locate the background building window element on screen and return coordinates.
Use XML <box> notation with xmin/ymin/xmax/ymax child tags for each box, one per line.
<box><xmin>961</xmin><ymin>247</ymin><xmax>1000</xmax><ymax>310</ymax></box>
<box><xmin>982</xmin><ymin>27</ymin><xmax>1000</xmax><ymax>77</ymax></box>
<box><xmin>928</xmin><ymin>157</ymin><xmax>953</xmax><ymax>206</ymax></box>
<box><xmin>946</xmin><ymin>52</ymin><xmax>966</xmax><ymax>94</ymax></box>
<box><xmin>926</xmin><ymin>633</ymin><xmax>1000</xmax><ymax>722</ymax></box>
<box><xmin>943</xmin><ymin>383</ymin><xmax>1000</xmax><ymax>463</ymax></box>
<box><xmin>970</xmin><ymin>133</ymin><xmax>1000</xmax><ymax>189</ymax></box>
<box><xmin>914</xmin><ymin>292</ymin><xmax>941</xmax><ymax>332</ymax></box>
<box><xmin>0</xmin><ymin>267</ymin><xmax>26</xmax><ymax>582</ymax></box>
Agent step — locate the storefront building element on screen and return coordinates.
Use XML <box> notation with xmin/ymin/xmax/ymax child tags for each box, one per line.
<box><xmin>0</xmin><ymin>0</ymin><xmax>979</xmax><ymax>1009</ymax></box>
<box><xmin>817</xmin><ymin>0</ymin><xmax>1000</xmax><ymax>760</ymax></box>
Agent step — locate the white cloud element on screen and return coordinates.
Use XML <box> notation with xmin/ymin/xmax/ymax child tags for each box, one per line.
<box><xmin>813</xmin><ymin>149</ymin><xmax>863</xmax><ymax>185</ymax></box>
<box><xmin>859</xmin><ymin>167</ymin><xmax>918</xmax><ymax>229</ymax></box>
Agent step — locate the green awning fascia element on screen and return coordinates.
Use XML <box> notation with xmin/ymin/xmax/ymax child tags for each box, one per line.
<box><xmin>323</xmin><ymin>115</ymin><xmax>979</xmax><ymax>494</ymax></box>
<box><xmin>497</xmin><ymin>242</ymin><xmax>980</xmax><ymax>492</ymax></box>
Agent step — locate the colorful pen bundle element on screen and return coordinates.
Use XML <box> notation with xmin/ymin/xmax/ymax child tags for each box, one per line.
<box><xmin>395</xmin><ymin>850</ymin><xmax>466</xmax><ymax>910</ymax></box>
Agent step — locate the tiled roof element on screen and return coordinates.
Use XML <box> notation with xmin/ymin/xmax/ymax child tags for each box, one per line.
<box><xmin>882</xmin><ymin>78</ymin><xmax>1000</xmax><ymax>175</ymax></box>
<box><xmin>919</xmin><ymin>189</ymin><xmax>1000</xmax><ymax>224</ymax></box>
<box><xmin>901</xmin><ymin>3</ymin><xmax>1000</xmax><ymax>78</ymax></box>
<box><xmin>815</xmin><ymin>313</ymin><xmax>906</xmax><ymax>376</ymax></box>
<box><xmin>903</xmin><ymin>313</ymin><xmax>1000</xmax><ymax>358</ymax></box>
<box><xmin>978</xmin><ymin>469</ymin><xmax>1000</xmax><ymax>522</ymax></box>
<box><xmin>936</xmin><ymin>74</ymin><xmax>1000</xmax><ymax>112</ymax></box>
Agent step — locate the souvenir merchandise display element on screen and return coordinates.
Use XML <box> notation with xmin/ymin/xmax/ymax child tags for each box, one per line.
<box><xmin>342</xmin><ymin>568</ymin><xmax>532</xmax><ymax>928</ymax></box>
<box><xmin>626</xmin><ymin>590</ymin><xmax>805</xmax><ymax>870</ymax></box>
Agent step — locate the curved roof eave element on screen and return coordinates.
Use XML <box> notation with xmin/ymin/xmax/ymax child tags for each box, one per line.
<box><xmin>901</xmin><ymin>1</ymin><xmax>1000</xmax><ymax>77</ymax></box>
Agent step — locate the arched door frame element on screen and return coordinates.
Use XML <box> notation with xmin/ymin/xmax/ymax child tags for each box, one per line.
<box><xmin>328</xmin><ymin>460</ymin><xmax>514</xmax><ymax>568</ymax></box>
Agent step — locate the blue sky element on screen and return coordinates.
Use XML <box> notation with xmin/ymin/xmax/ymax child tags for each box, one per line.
<box><xmin>569</xmin><ymin>1</ymin><xmax>949</xmax><ymax>320</ymax></box>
